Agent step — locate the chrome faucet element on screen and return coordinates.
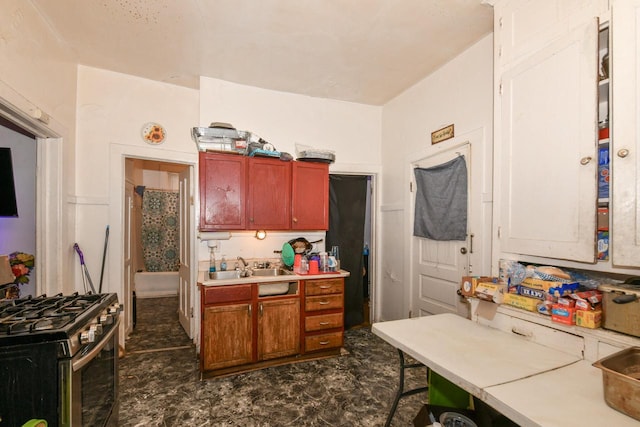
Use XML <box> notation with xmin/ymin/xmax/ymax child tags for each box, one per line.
<box><xmin>237</xmin><ymin>256</ymin><xmax>248</xmax><ymax>268</ymax></box>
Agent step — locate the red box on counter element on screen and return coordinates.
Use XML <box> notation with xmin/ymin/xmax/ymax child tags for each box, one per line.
<box><xmin>599</xmin><ymin>127</ymin><xmax>609</xmax><ymax>140</ymax></box>
<box><xmin>570</xmin><ymin>290</ymin><xmax>603</xmax><ymax>311</ymax></box>
<box><xmin>551</xmin><ymin>304</ymin><xmax>576</xmax><ymax>325</ymax></box>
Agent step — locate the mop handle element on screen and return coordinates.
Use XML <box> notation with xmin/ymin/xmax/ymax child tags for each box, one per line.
<box><xmin>73</xmin><ymin>243</ymin><xmax>85</xmax><ymax>264</ymax></box>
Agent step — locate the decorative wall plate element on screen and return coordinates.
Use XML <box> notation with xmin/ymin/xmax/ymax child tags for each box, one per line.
<box><xmin>142</xmin><ymin>122</ymin><xmax>166</xmax><ymax>145</ymax></box>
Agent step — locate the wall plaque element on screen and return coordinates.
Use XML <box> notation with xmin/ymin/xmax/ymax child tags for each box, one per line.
<box><xmin>431</xmin><ymin>124</ymin><xmax>454</xmax><ymax>144</ymax></box>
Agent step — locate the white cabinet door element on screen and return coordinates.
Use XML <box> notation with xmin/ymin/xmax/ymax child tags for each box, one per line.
<box><xmin>611</xmin><ymin>0</ymin><xmax>640</xmax><ymax>267</ymax></box>
<box><xmin>498</xmin><ymin>20</ymin><xmax>598</xmax><ymax>262</ymax></box>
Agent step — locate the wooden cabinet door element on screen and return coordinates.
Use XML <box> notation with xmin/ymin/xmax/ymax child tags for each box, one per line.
<box><xmin>202</xmin><ymin>303</ymin><xmax>253</xmax><ymax>370</ymax></box>
<box><xmin>291</xmin><ymin>161</ymin><xmax>329</xmax><ymax>230</ymax></box>
<box><xmin>497</xmin><ymin>20</ymin><xmax>598</xmax><ymax>262</ymax></box>
<box><xmin>257</xmin><ymin>298</ymin><xmax>300</xmax><ymax>361</ymax></box>
<box><xmin>246</xmin><ymin>157</ymin><xmax>291</xmax><ymax>230</ymax></box>
<box><xmin>199</xmin><ymin>152</ymin><xmax>246</xmax><ymax>230</ymax></box>
<box><xmin>611</xmin><ymin>0</ymin><xmax>640</xmax><ymax>267</ymax></box>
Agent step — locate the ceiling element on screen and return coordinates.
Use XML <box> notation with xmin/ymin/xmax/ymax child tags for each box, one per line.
<box><xmin>31</xmin><ymin>0</ymin><xmax>493</xmax><ymax>105</ymax></box>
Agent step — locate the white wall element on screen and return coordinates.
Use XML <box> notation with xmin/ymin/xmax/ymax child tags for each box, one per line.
<box><xmin>378</xmin><ymin>34</ymin><xmax>494</xmax><ymax>321</ymax></box>
<box><xmin>196</xmin><ymin>77</ymin><xmax>382</xmax><ymax>266</ymax></box>
<box><xmin>0</xmin><ymin>127</ymin><xmax>36</xmax><ymax>297</ymax></box>
<box><xmin>0</xmin><ymin>0</ymin><xmax>79</xmax><ymax>293</ymax></box>
<box><xmin>76</xmin><ymin>66</ymin><xmax>199</xmax><ymax>295</ymax></box>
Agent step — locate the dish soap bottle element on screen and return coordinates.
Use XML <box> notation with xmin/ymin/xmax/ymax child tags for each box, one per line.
<box><xmin>209</xmin><ymin>248</ymin><xmax>216</xmax><ymax>278</ymax></box>
<box><xmin>220</xmin><ymin>255</ymin><xmax>227</xmax><ymax>271</ymax></box>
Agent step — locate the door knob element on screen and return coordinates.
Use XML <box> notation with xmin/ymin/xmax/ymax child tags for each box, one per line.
<box><xmin>460</xmin><ymin>247</ymin><xmax>468</xmax><ymax>254</ymax></box>
<box><xmin>618</xmin><ymin>149</ymin><xmax>630</xmax><ymax>158</ymax></box>
<box><xmin>580</xmin><ymin>156</ymin><xmax>592</xmax><ymax>165</ymax></box>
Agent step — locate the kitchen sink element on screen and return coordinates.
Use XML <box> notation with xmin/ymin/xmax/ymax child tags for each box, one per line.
<box><xmin>209</xmin><ymin>270</ymin><xmax>241</xmax><ymax>280</ymax></box>
<box><xmin>251</xmin><ymin>268</ymin><xmax>293</xmax><ymax>277</ymax></box>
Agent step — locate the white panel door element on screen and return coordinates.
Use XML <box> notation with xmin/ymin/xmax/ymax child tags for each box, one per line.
<box><xmin>178</xmin><ymin>167</ymin><xmax>194</xmax><ymax>338</ymax></box>
<box><xmin>499</xmin><ymin>20</ymin><xmax>598</xmax><ymax>262</ymax></box>
<box><xmin>124</xmin><ymin>183</ymin><xmax>134</xmax><ymax>336</ymax></box>
<box><xmin>611</xmin><ymin>0</ymin><xmax>640</xmax><ymax>267</ymax></box>
<box><xmin>411</xmin><ymin>143</ymin><xmax>470</xmax><ymax>317</ymax></box>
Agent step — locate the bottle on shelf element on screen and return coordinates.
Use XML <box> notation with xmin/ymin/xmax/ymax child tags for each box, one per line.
<box><xmin>209</xmin><ymin>248</ymin><xmax>216</xmax><ymax>276</ymax></box>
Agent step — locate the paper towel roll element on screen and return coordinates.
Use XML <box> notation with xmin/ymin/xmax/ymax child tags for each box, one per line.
<box><xmin>197</xmin><ymin>231</ymin><xmax>231</xmax><ymax>241</ymax></box>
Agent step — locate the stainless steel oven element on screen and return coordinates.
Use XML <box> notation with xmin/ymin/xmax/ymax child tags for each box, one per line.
<box><xmin>0</xmin><ymin>293</ymin><xmax>121</xmax><ymax>427</ymax></box>
<box><xmin>61</xmin><ymin>317</ymin><xmax>119</xmax><ymax>426</ymax></box>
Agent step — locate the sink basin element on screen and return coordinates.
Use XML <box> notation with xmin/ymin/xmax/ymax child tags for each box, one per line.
<box><xmin>251</xmin><ymin>268</ymin><xmax>293</xmax><ymax>277</ymax></box>
<box><xmin>209</xmin><ymin>270</ymin><xmax>241</xmax><ymax>280</ymax></box>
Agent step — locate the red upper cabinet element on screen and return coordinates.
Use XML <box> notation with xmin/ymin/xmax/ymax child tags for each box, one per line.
<box><xmin>291</xmin><ymin>161</ymin><xmax>329</xmax><ymax>230</ymax></box>
<box><xmin>199</xmin><ymin>152</ymin><xmax>247</xmax><ymax>230</ymax></box>
<box><xmin>246</xmin><ymin>157</ymin><xmax>291</xmax><ymax>230</ymax></box>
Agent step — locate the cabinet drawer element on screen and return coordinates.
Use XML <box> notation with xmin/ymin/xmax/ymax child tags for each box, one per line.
<box><xmin>203</xmin><ymin>284</ymin><xmax>252</xmax><ymax>305</ymax></box>
<box><xmin>305</xmin><ymin>332</ymin><xmax>343</xmax><ymax>352</ymax></box>
<box><xmin>305</xmin><ymin>279</ymin><xmax>343</xmax><ymax>296</ymax></box>
<box><xmin>305</xmin><ymin>294</ymin><xmax>343</xmax><ymax>312</ymax></box>
<box><xmin>305</xmin><ymin>312</ymin><xmax>343</xmax><ymax>332</ymax></box>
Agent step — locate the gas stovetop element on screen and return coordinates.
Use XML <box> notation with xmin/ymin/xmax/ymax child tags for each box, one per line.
<box><xmin>0</xmin><ymin>292</ymin><xmax>119</xmax><ymax>353</ymax></box>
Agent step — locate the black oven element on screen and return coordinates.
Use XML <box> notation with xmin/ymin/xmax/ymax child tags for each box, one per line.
<box><xmin>0</xmin><ymin>293</ymin><xmax>121</xmax><ymax>427</ymax></box>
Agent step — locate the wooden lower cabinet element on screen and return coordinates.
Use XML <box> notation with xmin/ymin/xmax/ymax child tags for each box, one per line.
<box><xmin>200</xmin><ymin>278</ymin><xmax>345</xmax><ymax>377</ymax></box>
<box><xmin>202</xmin><ymin>302</ymin><xmax>253</xmax><ymax>371</ymax></box>
<box><xmin>258</xmin><ymin>298</ymin><xmax>300</xmax><ymax>360</ymax></box>
<box><xmin>302</xmin><ymin>278</ymin><xmax>345</xmax><ymax>354</ymax></box>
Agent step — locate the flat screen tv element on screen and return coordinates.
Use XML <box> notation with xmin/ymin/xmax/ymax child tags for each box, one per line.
<box><xmin>0</xmin><ymin>147</ymin><xmax>18</xmax><ymax>217</ymax></box>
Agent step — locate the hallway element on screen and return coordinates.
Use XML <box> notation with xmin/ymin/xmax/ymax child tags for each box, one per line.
<box><xmin>118</xmin><ymin>297</ymin><xmax>427</xmax><ymax>426</ymax></box>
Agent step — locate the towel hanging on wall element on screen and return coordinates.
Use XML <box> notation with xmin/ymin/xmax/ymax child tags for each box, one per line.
<box><xmin>413</xmin><ymin>155</ymin><xmax>467</xmax><ymax>240</ymax></box>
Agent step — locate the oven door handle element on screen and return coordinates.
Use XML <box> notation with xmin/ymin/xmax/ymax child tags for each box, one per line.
<box><xmin>72</xmin><ymin>318</ymin><xmax>120</xmax><ymax>372</ymax></box>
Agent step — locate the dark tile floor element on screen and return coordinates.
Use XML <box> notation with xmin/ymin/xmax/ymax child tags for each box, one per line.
<box><xmin>118</xmin><ymin>297</ymin><xmax>428</xmax><ymax>426</ymax></box>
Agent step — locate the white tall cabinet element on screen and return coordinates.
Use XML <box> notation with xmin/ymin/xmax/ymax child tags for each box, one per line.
<box><xmin>611</xmin><ymin>0</ymin><xmax>640</xmax><ymax>268</ymax></box>
<box><xmin>491</xmin><ymin>0</ymin><xmax>640</xmax><ymax>269</ymax></box>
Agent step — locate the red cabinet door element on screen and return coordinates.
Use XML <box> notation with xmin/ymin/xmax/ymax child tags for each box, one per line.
<box><xmin>291</xmin><ymin>161</ymin><xmax>329</xmax><ymax>230</ymax></box>
<box><xmin>199</xmin><ymin>152</ymin><xmax>246</xmax><ymax>230</ymax></box>
<box><xmin>246</xmin><ymin>157</ymin><xmax>291</xmax><ymax>230</ymax></box>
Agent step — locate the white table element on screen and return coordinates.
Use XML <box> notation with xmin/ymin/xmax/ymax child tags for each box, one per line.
<box><xmin>372</xmin><ymin>314</ymin><xmax>637</xmax><ymax>426</ymax></box>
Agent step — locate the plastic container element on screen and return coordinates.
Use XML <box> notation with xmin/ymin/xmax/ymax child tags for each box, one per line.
<box><xmin>319</xmin><ymin>252</ymin><xmax>329</xmax><ymax>272</ymax></box>
<box><xmin>309</xmin><ymin>260</ymin><xmax>319</xmax><ymax>275</ymax></box>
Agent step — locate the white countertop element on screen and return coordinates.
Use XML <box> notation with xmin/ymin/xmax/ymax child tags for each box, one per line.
<box><xmin>197</xmin><ymin>269</ymin><xmax>350</xmax><ymax>286</ymax></box>
<box><xmin>372</xmin><ymin>314</ymin><xmax>637</xmax><ymax>426</ymax></box>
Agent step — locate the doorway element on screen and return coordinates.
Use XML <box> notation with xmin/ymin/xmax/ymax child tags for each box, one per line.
<box><xmin>123</xmin><ymin>158</ymin><xmax>193</xmax><ymax>340</ymax></box>
<box><xmin>326</xmin><ymin>174</ymin><xmax>374</xmax><ymax>329</ymax></box>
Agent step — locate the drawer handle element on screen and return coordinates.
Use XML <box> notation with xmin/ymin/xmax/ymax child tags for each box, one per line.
<box><xmin>511</xmin><ymin>327</ymin><xmax>532</xmax><ymax>338</ymax></box>
<box><xmin>319</xmin><ymin>321</ymin><xmax>330</xmax><ymax>326</ymax></box>
<box><xmin>319</xmin><ymin>285</ymin><xmax>331</xmax><ymax>289</ymax></box>
<box><xmin>319</xmin><ymin>300</ymin><xmax>330</xmax><ymax>305</ymax></box>
<box><xmin>319</xmin><ymin>341</ymin><xmax>330</xmax><ymax>345</ymax></box>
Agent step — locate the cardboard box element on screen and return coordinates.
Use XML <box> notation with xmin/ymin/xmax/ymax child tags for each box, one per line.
<box><xmin>598</xmin><ymin>231</ymin><xmax>609</xmax><ymax>260</ymax></box>
<box><xmin>575</xmin><ymin>309</ymin><xmax>602</xmax><ymax>329</ymax></box>
<box><xmin>502</xmin><ymin>293</ymin><xmax>540</xmax><ymax>312</ymax></box>
<box><xmin>597</xmin><ymin>207</ymin><xmax>609</xmax><ymax>231</ymax></box>
<box><xmin>570</xmin><ymin>290</ymin><xmax>603</xmax><ymax>311</ymax></box>
<box><xmin>598</xmin><ymin>146</ymin><xmax>610</xmax><ymax>199</ymax></box>
<box><xmin>459</xmin><ymin>276</ymin><xmax>493</xmax><ymax>297</ymax></box>
<box><xmin>551</xmin><ymin>304</ymin><xmax>576</xmax><ymax>325</ymax></box>
<box><xmin>516</xmin><ymin>285</ymin><xmax>546</xmax><ymax>300</ymax></box>
<box><xmin>521</xmin><ymin>278</ymin><xmax>578</xmax><ymax>296</ymax></box>
<box><xmin>474</xmin><ymin>282</ymin><xmax>506</xmax><ymax>303</ymax></box>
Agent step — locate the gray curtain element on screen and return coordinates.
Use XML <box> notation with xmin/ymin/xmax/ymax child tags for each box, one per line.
<box><xmin>413</xmin><ymin>156</ymin><xmax>467</xmax><ymax>240</ymax></box>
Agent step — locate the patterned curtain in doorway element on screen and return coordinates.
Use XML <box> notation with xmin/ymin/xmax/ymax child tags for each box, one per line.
<box><xmin>141</xmin><ymin>189</ymin><xmax>179</xmax><ymax>272</ymax></box>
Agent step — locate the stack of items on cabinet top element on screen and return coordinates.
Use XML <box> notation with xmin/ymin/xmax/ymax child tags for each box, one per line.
<box><xmin>459</xmin><ymin>261</ymin><xmax>640</xmax><ymax>338</ymax></box>
<box><xmin>192</xmin><ymin>122</ymin><xmax>335</xmax><ymax>163</ymax></box>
